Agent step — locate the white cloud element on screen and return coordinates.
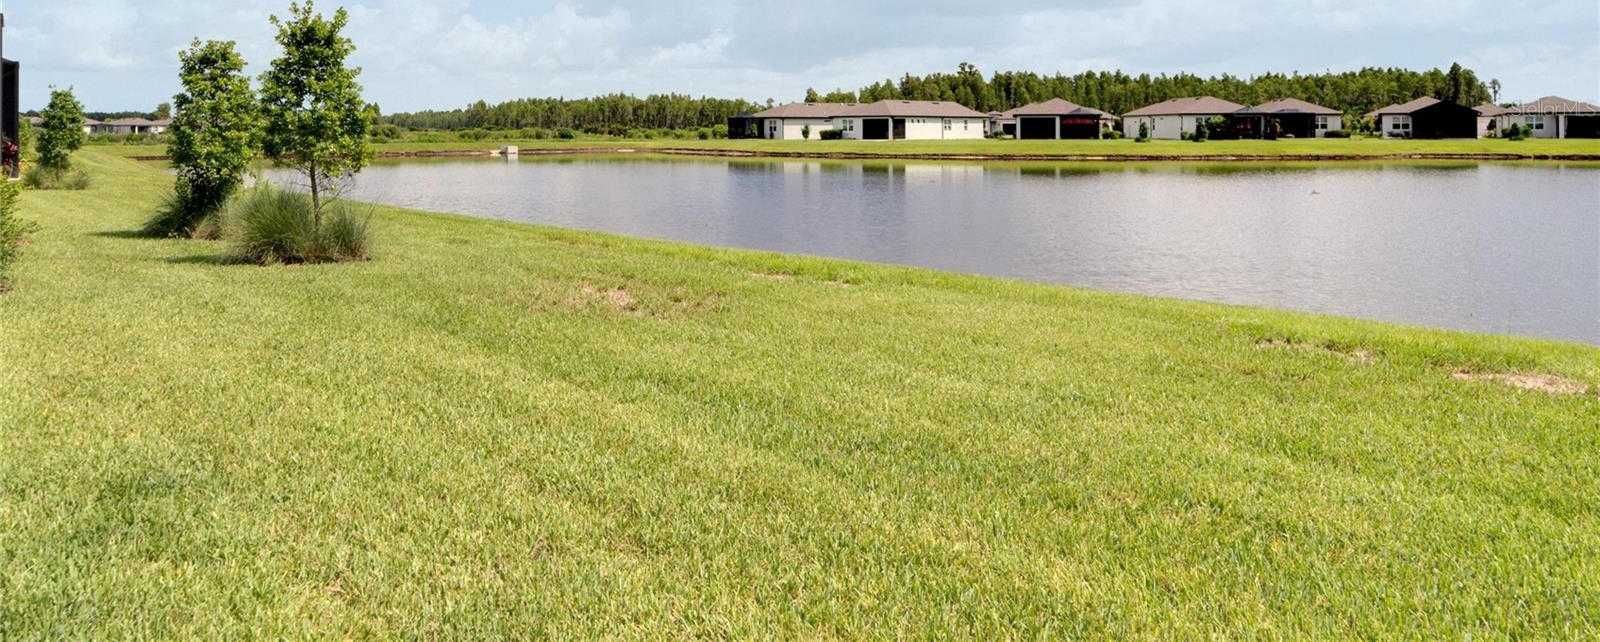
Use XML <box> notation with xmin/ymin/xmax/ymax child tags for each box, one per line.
<box><xmin>5</xmin><ymin>0</ymin><xmax>1596</xmax><ymax>111</ymax></box>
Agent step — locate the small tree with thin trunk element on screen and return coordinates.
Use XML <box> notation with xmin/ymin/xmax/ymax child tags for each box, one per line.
<box><xmin>146</xmin><ymin>39</ymin><xmax>263</xmax><ymax>237</ymax></box>
<box><xmin>37</xmin><ymin>89</ymin><xmax>87</xmax><ymax>172</ymax></box>
<box><xmin>259</xmin><ymin>1</ymin><xmax>374</xmax><ymax>222</ymax></box>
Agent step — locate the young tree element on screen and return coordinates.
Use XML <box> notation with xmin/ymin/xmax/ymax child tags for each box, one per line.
<box><xmin>37</xmin><ymin>89</ymin><xmax>87</xmax><ymax>172</ymax></box>
<box><xmin>1488</xmin><ymin>78</ymin><xmax>1502</xmax><ymax>104</ymax></box>
<box><xmin>804</xmin><ymin>88</ymin><xmax>821</xmax><ymax>103</ymax></box>
<box><xmin>259</xmin><ymin>1</ymin><xmax>374</xmax><ymax>219</ymax></box>
<box><xmin>148</xmin><ymin>39</ymin><xmax>263</xmax><ymax>237</ymax></box>
<box><xmin>1137</xmin><ymin>120</ymin><xmax>1150</xmax><ymax>142</ymax></box>
<box><xmin>155</xmin><ymin>102</ymin><xmax>173</xmax><ymax>120</ymax></box>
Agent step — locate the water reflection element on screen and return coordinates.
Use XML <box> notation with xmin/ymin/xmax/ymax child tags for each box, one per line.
<box><xmin>267</xmin><ymin>155</ymin><xmax>1600</xmax><ymax>344</ymax></box>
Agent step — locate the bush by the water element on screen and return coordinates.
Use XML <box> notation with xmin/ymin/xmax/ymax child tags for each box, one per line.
<box><xmin>225</xmin><ymin>183</ymin><xmax>371</xmax><ymax>264</ymax></box>
<box><xmin>22</xmin><ymin>166</ymin><xmax>92</xmax><ymax>191</ymax></box>
<box><xmin>0</xmin><ymin>180</ymin><xmax>39</xmax><ymax>291</ymax></box>
<box><xmin>1323</xmin><ymin>129</ymin><xmax>1351</xmax><ymax>138</ymax></box>
<box><xmin>820</xmin><ymin>129</ymin><xmax>844</xmax><ymax>140</ymax></box>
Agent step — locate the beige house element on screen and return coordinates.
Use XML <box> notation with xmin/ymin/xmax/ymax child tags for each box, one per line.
<box><xmin>101</xmin><ymin>117</ymin><xmax>170</xmax><ymax>135</ymax></box>
<box><xmin>750</xmin><ymin>102</ymin><xmax>849</xmax><ymax>140</ymax></box>
<box><xmin>1480</xmin><ymin>96</ymin><xmax>1600</xmax><ymax>138</ymax></box>
<box><xmin>1121</xmin><ymin>96</ymin><xmax>1246</xmax><ymax>139</ymax></box>
<box><xmin>834</xmin><ymin>100</ymin><xmax>987</xmax><ymax>140</ymax></box>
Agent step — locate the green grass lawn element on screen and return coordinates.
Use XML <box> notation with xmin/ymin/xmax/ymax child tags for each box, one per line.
<box><xmin>2</xmin><ymin>150</ymin><xmax>1597</xmax><ymax>638</ymax></box>
<box><xmin>95</xmin><ymin>135</ymin><xmax>1600</xmax><ymax>161</ymax></box>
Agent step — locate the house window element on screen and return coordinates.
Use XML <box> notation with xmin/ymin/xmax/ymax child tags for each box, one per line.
<box><xmin>1526</xmin><ymin>116</ymin><xmax>1544</xmax><ymax>130</ymax></box>
<box><xmin>1316</xmin><ymin>116</ymin><xmax>1329</xmax><ymax>130</ymax></box>
<box><xmin>943</xmin><ymin>119</ymin><xmax>952</xmax><ymax>131</ymax></box>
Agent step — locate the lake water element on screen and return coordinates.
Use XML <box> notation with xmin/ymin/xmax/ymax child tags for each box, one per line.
<box><xmin>266</xmin><ymin>156</ymin><xmax>1600</xmax><ymax>344</ymax></box>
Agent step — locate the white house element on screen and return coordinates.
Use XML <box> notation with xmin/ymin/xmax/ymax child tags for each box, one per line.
<box><xmin>749</xmin><ymin>102</ymin><xmax>849</xmax><ymax>140</ymax></box>
<box><xmin>1482</xmin><ymin>96</ymin><xmax>1600</xmax><ymax>138</ymax></box>
<box><xmin>1121</xmin><ymin>96</ymin><xmax>1246</xmax><ymax>139</ymax></box>
<box><xmin>832</xmin><ymin>100</ymin><xmax>987</xmax><ymax>141</ymax></box>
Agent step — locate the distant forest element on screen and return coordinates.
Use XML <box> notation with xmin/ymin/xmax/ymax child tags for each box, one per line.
<box><xmin>382</xmin><ymin>63</ymin><xmax>1495</xmax><ymax>133</ymax></box>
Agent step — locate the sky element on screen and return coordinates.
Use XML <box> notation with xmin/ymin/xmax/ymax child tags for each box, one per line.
<box><xmin>4</xmin><ymin>0</ymin><xmax>1598</xmax><ymax>113</ymax></box>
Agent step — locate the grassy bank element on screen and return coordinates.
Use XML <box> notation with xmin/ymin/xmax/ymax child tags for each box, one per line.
<box><xmin>2</xmin><ymin>150</ymin><xmax>1596</xmax><ymax>638</ymax></box>
<box><xmin>98</xmin><ymin>136</ymin><xmax>1600</xmax><ymax>162</ymax></box>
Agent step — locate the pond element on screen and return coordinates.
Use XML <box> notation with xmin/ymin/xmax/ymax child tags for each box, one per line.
<box><xmin>266</xmin><ymin>156</ymin><xmax>1600</xmax><ymax>344</ymax></box>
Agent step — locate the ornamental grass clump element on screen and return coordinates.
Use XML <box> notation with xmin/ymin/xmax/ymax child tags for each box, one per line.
<box><xmin>224</xmin><ymin>182</ymin><xmax>370</xmax><ymax>264</ymax></box>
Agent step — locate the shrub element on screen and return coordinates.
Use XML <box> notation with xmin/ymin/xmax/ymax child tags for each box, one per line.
<box><xmin>1192</xmin><ymin>122</ymin><xmax>1209</xmax><ymax>142</ymax></box>
<box><xmin>224</xmin><ymin>182</ymin><xmax>371</xmax><ymax>264</ymax></box>
<box><xmin>1136</xmin><ymin>121</ymin><xmax>1150</xmax><ymax>143</ymax></box>
<box><xmin>22</xmin><ymin>166</ymin><xmax>92</xmax><ymax>190</ymax></box>
<box><xmin>0</xmin><ymin>180</ymin><xmax>39</xmax><ymax>291</ymax></box>
<box><xmin>1323</xmin><ymin>129</ymin><xmax>1351</xmax><ymax>139</ymax></box>
<box><xmin>711</xmin><ymin>124</ymin><xmax>729</xmax><ymax>139</ymax></box>
<box><xmin>557</xmin><ymin>128</ymin><xmax>577</xmax><ymax>140</ymax></box>
<box><xmin>457</xmin><ymin>129</ymin><xmax>492</xmax><ymax>141</ymax></box>
<box><xmin>1505</xmin><ymin>123</ymin><xmax>1527</xmax><ymax>141</ymax></box>
<box><xmin>696</xmin><ymin>127</ymin><xmax>713</xmax><ymax>140</ymax></box>
<box><xmin>1102</xmin><ymin>128</ymin><xmax>1124</xmax><ymax>140</ymax></box>
<box><xmin>370</xmin><ymin>124</ymin><xmax>404</xmax><ymax>141</ymax></box>
<box><xmin>801</xmin><ymin>125</ymin><xmax>811</xmax><ymax>140</ymax></box>
<box><xmin>819</xmin><ymin>129</ymin><xmax>844</xmax><ymax>141</ymax></box>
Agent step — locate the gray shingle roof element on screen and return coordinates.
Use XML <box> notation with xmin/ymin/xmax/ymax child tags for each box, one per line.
<box><xmin>1123</xmin><ymin>96</ymin><xmax>1247</xmax><ymax>117</ymax></box>
<box><xmin>1240</xmin><ymin>98</ymin><xmax>1340</xmax><ymax>116</ymax></box>
<box><xmin>839</xmin><ymin>100</ymin><xmax>988</xmax><ymax>118</ymax></box>
<box><xmin>1501</xmin><ymin>96</ymin><xmax>1600</xmax><ymax>114</ymax></box>
<box><xmin>1010</xmin><ymin>98</ymin><xmax>1112</xmax><ymax>118</ymax></box>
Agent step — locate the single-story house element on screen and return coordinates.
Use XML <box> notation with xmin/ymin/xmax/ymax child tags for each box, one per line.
<box><xmin>1366</xmin><ymin>97</ymin><xmax>1478</xmax><ymax>139</ymax></box>
<box><xmin>1487</xmin><ymin>96</ymin><xmax>1600</xmax><ymax>138</ymax></box>
<box><xmin>1474</xmin><ymin>103</ymin><xmax>1507</xmax><ymax>138</ymax></box>
<box><xmin>101</xmin><ymin>117</ymin><xmax>170</xmax><ymax>135</ymax></box>
<box><xmin>987</xmin><ymin>110</ymin><xmax>1016</xmax><ymax>137</ymax></box>
<box><xmin>1232</xmin><ymin>98</ymin><xmax>1342</xmax><ymax>138</ymax></box>
<box><xmin>833</xmin><ymin>100</ymin><xmax>987</xmax><ymax>141</ymax></box>
<box><xmin>1121</xmin><ymin>96</ymin><xmax>1247</xmax><ymax>139</ymax></box>
<box><xmin>1008</xmin><ymin>98</ymin><xmax>1117</xmax><ymax>139</ymax></box>
<box><xmin>745</xmin><ymin>102</ymin><xmax>852</xmax><ymax>140</ymax></box>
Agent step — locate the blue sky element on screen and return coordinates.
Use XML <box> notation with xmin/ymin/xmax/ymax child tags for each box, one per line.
<box><xmin>5</xmin><ymin>0</ymin><xmax>1598</xmax><ymax>113</ymax></box>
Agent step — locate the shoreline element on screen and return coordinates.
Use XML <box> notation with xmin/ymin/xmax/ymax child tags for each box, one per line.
<box><xmin>124</xmin><ymin>146</ymin><xmax>1600</xmax><ymax>163</ymax></box>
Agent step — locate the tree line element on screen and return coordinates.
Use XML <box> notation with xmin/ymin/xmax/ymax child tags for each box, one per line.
<box><xmin>807</xmin><ymin>62</ymin><xmax>1493</xmax><ymax>123</ymax></box>
<box><xmin>386</xmin><ymin>62</ymin><xmax>1493</xmax><ymax>132</ymax></box>
<box><xmin>382</xmin><ymin>95</ymin><xmax>761</xmax><ymax>134</ymax></box>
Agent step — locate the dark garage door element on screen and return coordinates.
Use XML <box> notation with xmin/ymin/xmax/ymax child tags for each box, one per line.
<box><xmin>1018</xmin><ymin>116</ymin><xmax>1056</xmax><ymax>140</ymax></box>
<box><xmin>1567</xmin><ymin>115</ymin><xmax>1600</xmax><ymax>138</ymax></box>
<box><xmin>862</xmin><ymin>119</ymin><xmax>889</xmax><ymax>140</ymax></box>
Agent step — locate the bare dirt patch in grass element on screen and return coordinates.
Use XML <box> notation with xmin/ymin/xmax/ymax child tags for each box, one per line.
<box><xmin>1452</xmin><ymin>371</ymin><xmax>1592</xmax><ymax>397</ymax></box>
<box><xmin>579</xmin><ymin>284</ymin><xmax>637</xmax><ymax>311</ymax></box>
<box><xmin>1256</xmin><ymin>338</ymin><xmax>1378</xmax><ymax>365</ymax></box>
<box><xmin>571</xmin><ymin>282</ymin><xmax>723</xmax><ymax>318</ymax></box>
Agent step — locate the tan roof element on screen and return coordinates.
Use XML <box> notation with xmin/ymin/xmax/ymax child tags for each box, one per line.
<box><xmin>1474</xmin><ymin>103</ymin><xmax>1508</xmax><ymax>117</ymax></box>
<box><xmin>1500</xmin><ymin>96</ymin><xmax>1600</xmax><ymax>114</ymax></box>
<box><xmin>1367</xmin><ymin>97</ymin><xmax>1440</xmax><ymax>117</ymax></box>
<box><xmin>1010</xmin><ymin>97</ymin><xmax>1113</xmax><ymax>118</ymax></box>
<box><xmin>1123</xmin><ymin>96</ymin><xmax>1247</xmax><ymax>117</ymax></box>
<box><xmin>838</xmin><ymin>100</ymin><xmax>987</xmax><ymax>118</ymax></box>
<box><xmin>1240</xmin><ymin>98</ymin><xmax>1340</xmax><ymax>116</ymax></box>
<box><xmin>752</xmin><ymin>102</ymin><xmax>858</xmax><ymax>119</ymax></box>
<box><xmin>105</xmin><ymin>117</ymin><xmax>157</xmax><ymax>126</ymax></box>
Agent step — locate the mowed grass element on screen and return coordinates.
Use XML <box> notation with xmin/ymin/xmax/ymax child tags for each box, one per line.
<box><xmin>1</xmin><ymin>150</ymin><xmax>1597</xmax><ymax>638</ymax></box>
<box><xmin>96</xmin><ymin>135</ymin><xmax>1600</xmax><ymax>161</ymax></box>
